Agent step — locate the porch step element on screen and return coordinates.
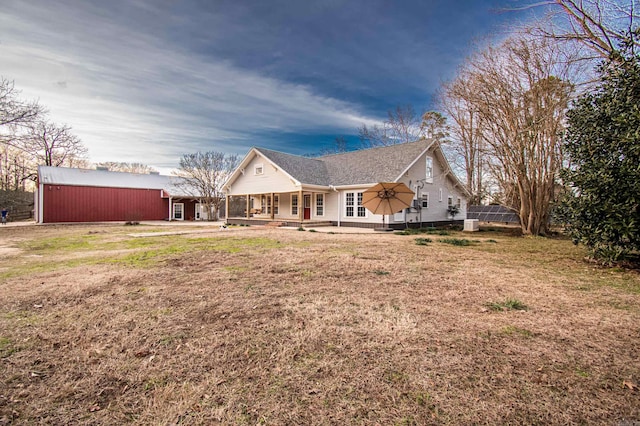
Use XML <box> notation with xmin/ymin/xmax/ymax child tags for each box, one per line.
<box><xmin>265</xmin><ymin>221</ymin><xmax>285</xmax><ymax>227</ymax></box>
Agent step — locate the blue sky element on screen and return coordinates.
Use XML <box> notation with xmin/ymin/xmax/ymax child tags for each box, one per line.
<box><xmin>1</xmin><ymin>0</ymin><xmax>538</xmax><ymax>172</ymax></box>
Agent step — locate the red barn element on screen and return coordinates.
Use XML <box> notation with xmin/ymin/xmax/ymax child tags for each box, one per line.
<box><xmin>35</xmin><ymin>166</ymin><xmax>208</xmax><ymax>223</ymax></box>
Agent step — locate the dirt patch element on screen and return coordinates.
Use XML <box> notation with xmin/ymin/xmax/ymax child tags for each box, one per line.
<box><xmin>0</xmin><ymin>225</ymin><xmax>639</xmax><ymax>424</ymax></box>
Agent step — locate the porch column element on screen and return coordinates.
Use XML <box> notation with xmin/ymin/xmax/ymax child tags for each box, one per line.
<box><xmin>298</xmin><ymin>189</ymin><xmax>303</xmax><ymax>222</ymax></box>
<box><xmin>270</xmin><ymin>193</ymin><xmax>274</xmax><ymax>220</ymax></box>
<box><xmin>225</xmin><ymin>194</ymin><xmax>229</xmax><ymax>222</ymax></box>
<box><xmin>246</xmin><ymin>195</ymin><xmax>250</xmax><ymax>219</ymax></box>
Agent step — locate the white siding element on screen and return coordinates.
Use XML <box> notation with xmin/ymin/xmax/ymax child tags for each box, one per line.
<box><xmin>388</xmin><ymin>148</ymin><xmax>467</xmax><ymax>225</ymax></box>
<box><xmin>228</xmin><ymin>154</ymin><xmax>299</xmax><ymax>194</ymax></box>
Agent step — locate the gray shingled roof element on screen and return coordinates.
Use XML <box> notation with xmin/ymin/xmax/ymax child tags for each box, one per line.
<box><xmin>256</xmin><ymin>139</ymin><xmax>433</xmax><ymax>187</ymax></box>
<box><xmin>256</xmin><ymin>148</ymin><xmax>330</xmax><ymax>185</ymax></box>
<box><xmin>321</xmin><ymin>140</ymin><xmax>432</xmax><ymax>185</ymax></box>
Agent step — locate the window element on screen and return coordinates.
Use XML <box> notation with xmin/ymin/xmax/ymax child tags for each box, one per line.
<box><xmin>421</xmin><ymin>193</ymin><xmax>429</xmax><ymax>208</ymax></box>
<box><xmin>357</xmin><ymin>193</ymin><xmax>366</xmax><ymax>217</ymax></box>
<box><xmin>273</xmin><ymin>195</ymin><xmax>279</xmax><ymax>215</ymax></box>
<box><xmin>456</xmin><ymin>197</ymin><xmax>461</xmax><ymax>209</ymax></box>
<box><xmin>254</xmin><ymin>164</ymin><xmax>264</xmax><ymax>175</ymax></box>
<box><xmin>439</xmin><ymin>188</ymin><xmax>443</xmax><ymax>202</ymax></box>
<box><xmin>447</xmin><ymin>196</ymin><xmax>453</xmax><ymax>207</ymax></box>
<box><xmin>345</xmin><ymin>192</ymin><xmax>354</xmax><ymax>217</ymax></box>
<box><xmin>425</xmin><ymin>156</ymin><xmax>433</xmax><ymax>183</ymax></box>
<box><xmin>291</xmin><ymin>194</ymin><xmax>298</xmax><ymax>215</ymax></box>
<box><xmin>345</xmin><ymin>192</ymin><xmax>366</xmax><ymax>217</ymax></box>
<box><xmin>173</xmin><ymin>203</ymin><xmax>184</xmax><ymax>220</ymax></box>
<box><xmin>316</xmin><ymin>194</ymin><xmax>324</xmax><ymax>216</ymax></box>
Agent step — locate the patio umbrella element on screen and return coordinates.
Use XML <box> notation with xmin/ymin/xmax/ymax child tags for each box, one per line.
<box><xmin>362</xmin><ymin>182</ymin><xmax>415</xmax><ymax>230</ymax></box>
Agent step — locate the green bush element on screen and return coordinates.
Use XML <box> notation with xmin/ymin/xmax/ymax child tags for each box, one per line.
<box><xmin>560</xmin><ymin>43</ymin><xmax>640</xmax><ymax>264</ymax></box>
<box><xmin>414</xmin><ymin>237</ymin><xmax>432</xmax><ymax>246</ymax></box>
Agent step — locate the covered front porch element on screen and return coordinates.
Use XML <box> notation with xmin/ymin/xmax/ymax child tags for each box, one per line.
<box><xmin>225</xmin><ymin>189</ymin><xmax>331</xmax><ymax>227</ymax></box>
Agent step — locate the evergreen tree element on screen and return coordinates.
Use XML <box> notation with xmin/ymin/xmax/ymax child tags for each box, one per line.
<box><xmin>562</xmin><ymin>35</ymin><xmax>640</xmax><ymax>263</ymax></box>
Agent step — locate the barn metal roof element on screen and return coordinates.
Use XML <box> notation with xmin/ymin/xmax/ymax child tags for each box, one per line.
<box><xmin>38</xmin><ymin>166</ymin><xmax>197</xmax><ymax>197</ymax></box>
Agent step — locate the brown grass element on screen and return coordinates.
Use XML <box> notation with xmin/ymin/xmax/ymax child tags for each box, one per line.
<box><xmin>1</xmin><ymin>224</ymin><xmax>639</xmax><ymax>425</ymax></box>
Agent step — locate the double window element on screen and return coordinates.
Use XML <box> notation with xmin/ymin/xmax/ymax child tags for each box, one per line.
<box><xmin>345</xmin><ymin>192</ymin><xmax>366</xmax><ymax>217</ymax></box>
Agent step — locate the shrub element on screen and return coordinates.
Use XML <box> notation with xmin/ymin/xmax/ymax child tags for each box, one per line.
<box><xmin>440</xmin><ymin>238</ymin><xmax>473</xmax><ymax>246</ymax></box>
<box><xmin>414</xmin><ymin>237</ymin><xmax>432</xmax><ymax>246</ymax></box>
<box><xmin>486</xmin><ymin>298</ymin><xmax>528</xmax><ymax>312</ymax></box>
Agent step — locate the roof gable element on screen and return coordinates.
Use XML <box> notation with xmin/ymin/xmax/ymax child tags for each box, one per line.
<box><xmin>256</xmin><ymin>148</ymin><xmax>329</xmax><ymax>186</ymax></box>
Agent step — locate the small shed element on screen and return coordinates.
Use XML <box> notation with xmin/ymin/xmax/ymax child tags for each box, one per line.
<box><xmin>35</xmin><ymin>166</ymin><xmax>204</xmax><ymax>223</ymax></box>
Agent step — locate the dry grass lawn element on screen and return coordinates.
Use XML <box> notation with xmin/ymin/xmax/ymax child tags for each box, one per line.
<box><xmin>0</xmin><ymin>224</ymin><xmax>639</xmax><ymax>425</ymax></box>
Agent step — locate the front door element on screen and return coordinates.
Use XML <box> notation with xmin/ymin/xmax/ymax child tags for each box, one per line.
<box><xmin>303</xmin><ymin>194</ymin><xmax>311</xmax><ymax>220</ymax></box>
<box><xmin>173</xmin><ymin>203</ymin><xmax>184</xmax><ymax>220</ymax></box>
<box><xmin>194</xmin><ymin>203</ymin><xmax>208</xmax><ymax>220</ymax></box>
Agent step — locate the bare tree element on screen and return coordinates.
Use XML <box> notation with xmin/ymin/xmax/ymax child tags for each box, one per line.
<box><xmin>359</xmin><ymin>105</ymin><xmax>426</xmax><ymax>147</ymax></box>
<box><xmin>0</xmin><ymin>143</ymin><xmax>33</xmax><ymax>191</ymax></box>
<box><xmin>24</xmin><ymin>121</ymin><xmax>88</xmax><ymax>170</ymax></box>
<box><xmin>0</xmin><ymin>78</ymin><xmax>43</xmax><ymax>134</ymax></box>
<box><xmin>174</xmin><ymin>151</ymin><xmax>239</xmax><ymax>221</ymax></box>
<box><xmin>439</xmin><ymin>80</ymin><xmax>487</xmax><ymax>205</ymax></box>
<box><xmin>319</xmin><ymin>136</ymin><xmax>350</xmax><ymax>155</ymax></box>
<box><xmin>1</xmin><ymin>78</ymin><xmax>44</xmax><ymax>187</ymax></box>
<box><xmin>532</xmin><ymin>0</ymin><xmax>639</xmax><ymax>58</ymax></box>
<box><xmin>94</xmin><ymin>162</ymin><xmax>157</xmax><ymax>174</ymax></box>
<box><xmin>455</xmin><ymin>36</ymin><xmax>574</xmax><ymax>235</ymax></box>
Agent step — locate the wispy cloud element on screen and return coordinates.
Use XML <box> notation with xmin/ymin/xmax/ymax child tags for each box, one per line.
<box><xmin>1</xmin><ymin>0</ymin><xmax>532</xmax><ymax>171</ymax></box>
<box><xmin>0</xmin><ymin>1</ymin><xmax>378</xmax><ymax>170</ymax></box>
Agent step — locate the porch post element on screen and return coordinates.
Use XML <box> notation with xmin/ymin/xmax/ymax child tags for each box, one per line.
<box><xmin>270</xmin><ymin>193</ymin><xmax>274</xmax><ymax>220</ymax></box>
<box><xmin>225</xmin><ymin>194</ymin><xmax>229</xmax><ymax>222</ymax></box>
<box><xmin>298</xmin><ymin>189</ymin><xmax>303</xmax><ymax>222</ymax></box>
<box><xmin>246</xmin><ymin>195</ymin><xmax>250</xmax><ymax>219</ymax></box>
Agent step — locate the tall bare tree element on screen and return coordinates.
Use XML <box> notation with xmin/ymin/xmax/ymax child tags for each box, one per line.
<box><xmin>94</xmin><ymin>162</ymin><xmax>157</xmax><ymax>174</ymax></box>
<box><xmin>174</xmin><ymin>151</ymin><xmax>239</xmax><ymax>221</ymax></box>
<box><xmin>439</xmin><ymin>80</ymin><xmax>486</xmax><ymax>205</ymax></box>
<box><xmin>454</xmin><ymin>36</ymin><xmax>574</xmax><ymax>235</ymax></box>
